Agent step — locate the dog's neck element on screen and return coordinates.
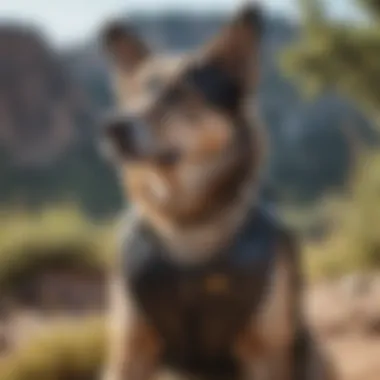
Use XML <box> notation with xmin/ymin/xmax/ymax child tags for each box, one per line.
<box><xmin>136</xmin><ymin>167</ymin><xmax>258</xmax><ymax>265</ymax></box>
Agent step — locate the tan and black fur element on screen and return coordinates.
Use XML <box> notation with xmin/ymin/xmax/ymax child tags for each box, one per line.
<box><xmin>99</xmin><ymin>5</ymin><xmax>336</xmax><ymax>380</ymax></box>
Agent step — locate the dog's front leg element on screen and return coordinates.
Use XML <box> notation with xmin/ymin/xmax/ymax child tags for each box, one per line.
<box><xmin>241</xmin><ymin>349</ymin><xmax>294</xmax><ymax>380</ymax></box>
<box><xmin>235</xmin><ymin>240</ymin><xmax>297</xmax><ymax>380</ymax></box>
<box><xmin>102</xmin><ymin>274</ymin><xmax>161</xmax><ymax>380</ymax></box>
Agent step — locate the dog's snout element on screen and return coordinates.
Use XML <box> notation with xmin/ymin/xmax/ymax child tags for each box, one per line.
<box><xmin>103</xmin><ymin>116</ymin><xmax>138</xmax><ymax>156</ymax></box>
<box><xmin>105</xmin><ymin>116</ymin><xmax>133</xmax><ymax>139</ymax></box>
<box><xmin>103</xmin><ymin>115</ymin><xmax>154</xmax><ymax>159</ymax></box>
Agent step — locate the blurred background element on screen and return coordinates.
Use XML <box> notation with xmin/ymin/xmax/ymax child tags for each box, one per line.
<box><xmin>0</xmin><ymin>0</ymin><xmax>379</xmax><ymax>379</ymax></box>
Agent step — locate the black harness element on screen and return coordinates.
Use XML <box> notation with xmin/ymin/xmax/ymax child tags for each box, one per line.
<box><xmin>122</xmin><ymin>206</ymin><xmax>284</xmax><ymax>379</ymax></box>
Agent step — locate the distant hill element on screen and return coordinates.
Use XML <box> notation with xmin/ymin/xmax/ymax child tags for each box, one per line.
<box><xmin>0</xmin><ymin>24</ymin><xmax>121</xmax><ymax>217</ymax></box>
<box><xmin>0</xmin><ymin>24</ymin><xmax>96</xmax><ymax>167</ymax></box>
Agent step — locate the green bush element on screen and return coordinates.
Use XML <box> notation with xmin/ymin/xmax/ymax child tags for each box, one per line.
<box><xmin>304</xmin><ymin>150</ymin><xmax>380</xmax><ymax>280</ymax></box>
<box><xmin>0</xmin><ymin>317</ymin><xmax>106</xmax><ymax>380</ymax></box>
<box><xmin>0</xmin><ymin>206</ymin><xmax>116</xmax><ymax>293</ymax></box>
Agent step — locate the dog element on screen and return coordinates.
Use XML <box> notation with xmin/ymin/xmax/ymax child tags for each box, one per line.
<box><xmin>100</xmin><ymin>5</ymin><xmax>336</xmax><ymax>380</ymax></box>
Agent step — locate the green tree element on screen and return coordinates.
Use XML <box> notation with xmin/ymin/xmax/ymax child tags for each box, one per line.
<box><xmin>282</xmin><ymin>0</ymin><xmax>380</xmax><ymax>124</ymax></box>
<box><xmin>282</xmin><ymin>0</ymin><xmax>380</xmax><ymax>277</ymax></box>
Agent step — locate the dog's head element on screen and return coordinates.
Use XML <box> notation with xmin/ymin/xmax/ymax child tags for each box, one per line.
<box><xmin>101</xmin><ymin>5</ymin><xmax>265</xmax><ymax>227</ymax></box>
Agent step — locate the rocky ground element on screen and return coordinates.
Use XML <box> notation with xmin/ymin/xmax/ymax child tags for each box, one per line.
<box><xmin>306</xmin><ymin>274</ymin><xmax>380</xmax><ymax>380</ymax></box>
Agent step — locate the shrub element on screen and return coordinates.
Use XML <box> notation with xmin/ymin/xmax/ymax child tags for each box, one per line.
<box><xmin>0</xmin><ymin>206</ymin><xmax>116</xmax><ymax>293</ymax></box>
<box><xmin>0</xmin><ymin>317</ymin><xmax>106</xmax><ymax>380</ymax></box>
<box><xmin>304</xmin><ymin>150</ymin><xmax>380</xmax><ymax>280</ymax></box>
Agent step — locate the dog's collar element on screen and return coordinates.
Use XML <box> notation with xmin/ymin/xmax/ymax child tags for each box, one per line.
<box><xmin>135</xmin><ymin>203</ymin><xmax>280</xmax><ymax>267</ymax></box>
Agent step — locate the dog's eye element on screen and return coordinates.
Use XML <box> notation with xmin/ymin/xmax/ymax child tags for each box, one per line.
<box><xmin>163</xmin><ymin>86</ymin><xmax>184</xmax><ymax>106</ymax></box>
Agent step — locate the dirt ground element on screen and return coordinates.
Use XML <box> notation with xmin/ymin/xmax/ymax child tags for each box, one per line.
<box><xmin>1</xmin><ymin>273</ymin><xmax>379</xmax><ymax>379</ymax></box>
<box><xmin>306</xmin><ymin>275</ymin><xmax>380</xmax><ymax>380</ymax></box>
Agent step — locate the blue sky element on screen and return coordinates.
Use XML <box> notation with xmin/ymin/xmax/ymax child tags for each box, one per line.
<box><xmin>0</xmin><ymin>0</ymin><xmax>358</xmax><ymax>47</ymax></box>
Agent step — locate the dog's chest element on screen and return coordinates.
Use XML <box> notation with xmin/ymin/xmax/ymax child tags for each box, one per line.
<box><xmin>122</xmin><ymin>207</ymin><xmax>280</xmax><ymax>376</ymax></box>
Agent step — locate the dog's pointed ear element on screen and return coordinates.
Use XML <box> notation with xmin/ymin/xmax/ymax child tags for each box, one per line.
<box><xmin>202</xmin><ymin>4</ymin><xmax>264</xmax><ymax>91</ymax></box>
<box><xmin>100</xmin><ymin>20</ymin><xmax>150</xmax><ymax>72</ymax></box>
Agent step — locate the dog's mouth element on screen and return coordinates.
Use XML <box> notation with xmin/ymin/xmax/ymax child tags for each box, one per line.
<box><xmin>154</xmin><ymin>148</ymin><xmax>182</xmax><ymax>166</ymax></box>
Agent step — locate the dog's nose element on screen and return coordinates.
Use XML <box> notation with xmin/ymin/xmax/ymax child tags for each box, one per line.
<box><xmin>103</xmin><ymin>114</ymin><xmax>155</xmax><ymax>159</ymax></box>
<box><xmin>105</xmin><ymin>117</ymin><xmax>132</xmax><ymax>140</ymax></box>
<box><xmin>104</xmin><ymin>116</ymin><xmax>140</xmax><ymax>157</ymax></box>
